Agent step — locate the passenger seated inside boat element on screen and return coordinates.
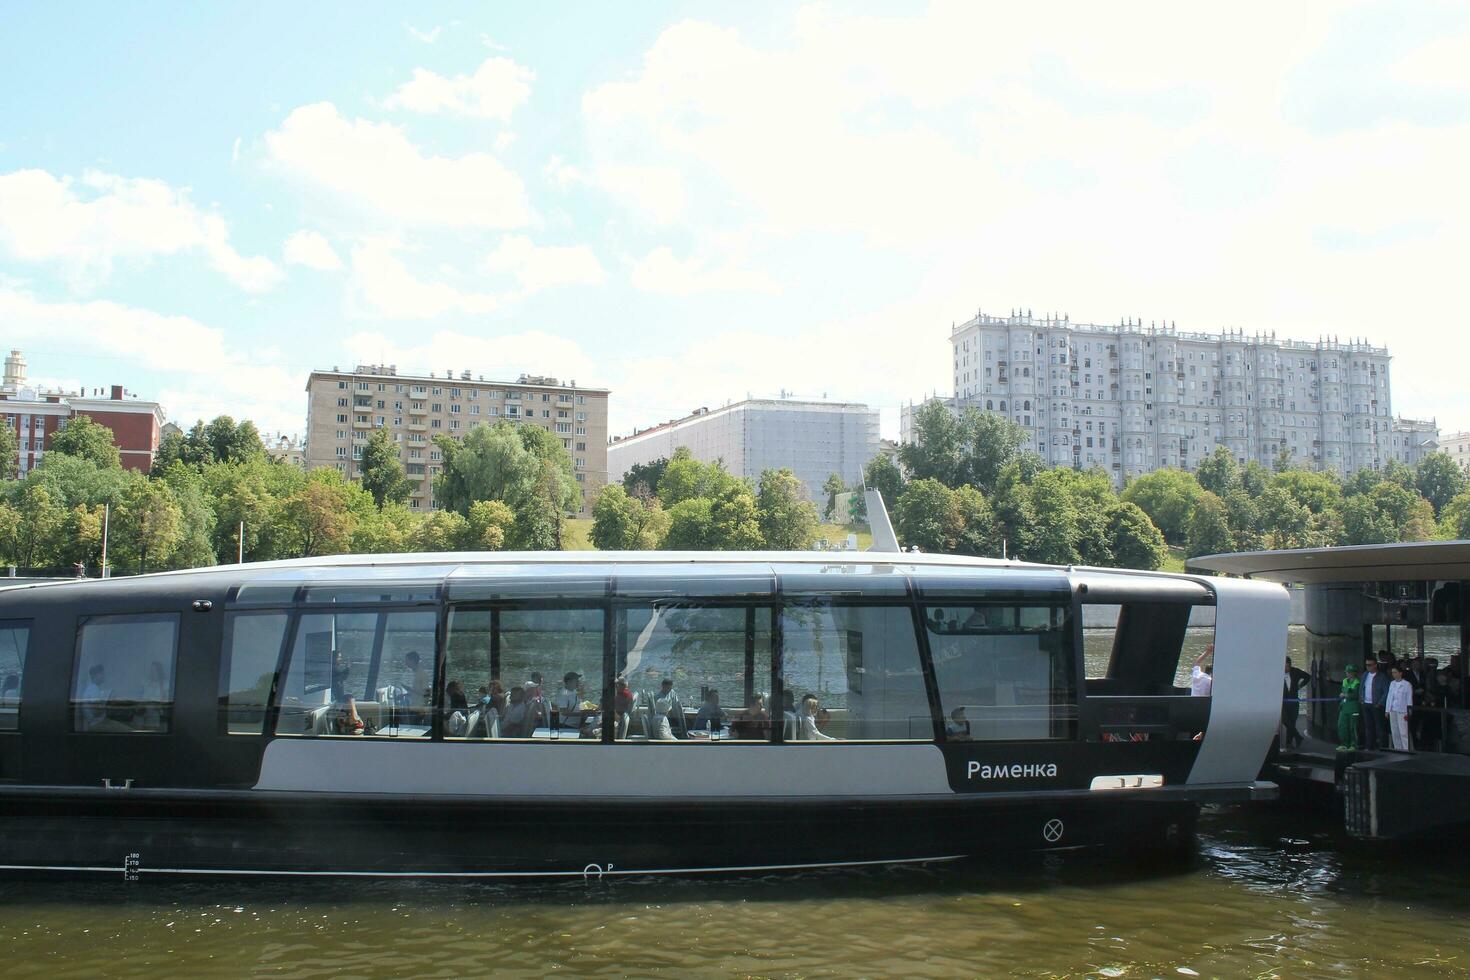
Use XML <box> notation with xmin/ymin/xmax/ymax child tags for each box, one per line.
<box><xmin>501</xmin><ymin>685</ymin><xmax>530</xmax><ymax>738</ymax></box>
<box><xmin>444</xmin><ymin>680</ymin><xmax>469</xmax><ymax>735</ymax></box>
<box><xmin>798</xmin><ymin>694</ymin><xmax>837</xmax><ymax>741</ymax></box>
<box><xmin>79</xmin><ymin>663</ymin><xmax>109</xmax><ymax>731</ymax></box>
<box><xmin>613</xmin><ymin>679</ymin><xmax>635</xmax><ymax>739</ymax></box>
<box><xmin>692</xmin><ymin>689</ymin><xmax>728</xmax><ymax>733</ymax></box>
<box><xmin>945</xmin><ymin>706</ymin><xmax>971</xmax><ymax>739</ymax></box>
<box><xmin>332</xmin><ymin>696</ymin><xmax>366</xmax><ymax>736</ymax></box>
<box><xmin>402</xmin><ymin>650</ymin><xmax>430</xmax><ymax>720</ymax></box>
<box><xmin>652</xmin><ymin>679</ymin><xmax>679</xmax><ymax>740</ymax></box>
<box><xmin>553</xmin><ymin>671</ymin><xmax>585</xmax><ymax>729</ymax></box>
<box><xmin>730</xmin><ymin>693</ymin><xmax>770</xmax><ymax>740</ymax></box>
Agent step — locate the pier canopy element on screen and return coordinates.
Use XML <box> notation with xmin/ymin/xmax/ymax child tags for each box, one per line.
<box><xmin>1186</xmin><ymin>540</ymin><xmax>1470</xmax><ymax>584</ymax></box>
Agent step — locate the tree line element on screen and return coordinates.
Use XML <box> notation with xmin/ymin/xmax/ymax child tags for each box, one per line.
<box><xmin>0</xmin><ymin>415</ymin><xmax>586</xmax><ymax>573</ymax></box>
<box><xmin>817</xmin><ymin>402</ymin><xmax>1470</xmax><ymax>570</ymax></box>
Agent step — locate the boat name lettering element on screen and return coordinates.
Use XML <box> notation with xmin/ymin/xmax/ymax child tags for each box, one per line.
<box><xmin>966</xmin><ymin>762</ymin><xmax>1058</xmax><ymax>780</ymax></box>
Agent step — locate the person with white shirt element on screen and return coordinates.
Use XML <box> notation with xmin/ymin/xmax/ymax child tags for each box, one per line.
<box><xmin>1386</xmin><ymin>665</ymin><xmax>1414</xmax><ymax>751</ymax></box>
<box><xmin>554</xmin><ymin>671</ymin><xmax>586</xmax><ymax>731</ymax></box>
<box><xmin>79</xmin><ymin>663</ymin><xmax>110</xmax><ymax>731</ymax></box>
<box><xmin>651</xmin><ymin>679</ymin><xmax>678</xmax><ymax>741</ymax></box>
<box><xmin>1189</xmin><ymin>644</ymin><xmax>1214</xmax><ymax>697</ymax></box>
<box><xmin>797</xmin><ymin>694</ymin><xmax>837</xmax><ymax>741</ymax></box>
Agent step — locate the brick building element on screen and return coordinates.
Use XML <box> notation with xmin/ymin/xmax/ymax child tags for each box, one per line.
<box><xmin>1</xmin><ymin>349</ymin><xmax>166</xmax><ymax>474</ymax></box>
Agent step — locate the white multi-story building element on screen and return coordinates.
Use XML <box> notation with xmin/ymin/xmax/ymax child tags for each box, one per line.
<box><xmin>1442</xmin><ymin>431</ymin><xmax>1470</xmax><ymax>475</ymax></box>
<box><xmin>1385</xmin><ymin>418</ymin><xmax>1439</xmax><ymax>468</ymax></box>
<box><xmin>931</xmin><ymin>308</ymin><xmax>1412</xmax><ymax>484</ymax></box>
<box><xmin>607</xmin><ymin>399</ymin><xmax>880</xmax><ymax>503</ymax></box>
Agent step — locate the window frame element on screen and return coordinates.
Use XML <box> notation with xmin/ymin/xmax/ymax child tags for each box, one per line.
<box><xmin>217</xmin><ymin>608</ymin><xmax>295</xmax><ymax>736</ymax></box>
<box><xmin>0</xmin><ymin>618</ymin><xmax>32</xmax><ymax>733</ymax></box>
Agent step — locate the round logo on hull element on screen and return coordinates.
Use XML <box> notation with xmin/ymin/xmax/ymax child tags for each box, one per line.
<box><xmin>1042</xmin><ymin>818</ymin><xmax>1064</xmax><ymax>843</ymax></box>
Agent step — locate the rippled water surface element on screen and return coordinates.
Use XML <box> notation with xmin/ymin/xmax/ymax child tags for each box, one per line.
<box><xmin>2</xmin><ymin>807</ymin><xmax>1468</xmax><ymax>978</ymax></box>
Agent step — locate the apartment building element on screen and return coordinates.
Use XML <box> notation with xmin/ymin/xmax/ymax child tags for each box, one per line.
<box><xmin>1443</xmin><ymin>431</ymin><xmax>1470</xmax><ymax>475</ymax></box>
<box><xmin>303</xmin><ymin>365</ymin><xmax>609</xmax><ymax>512</ymax></box>
<box><xmin>0</xmin><ymin>349</ymin><xmax>166</xmax><ymax>474</ymax></box>
<box><xmin>261</xmin><ymin>431</ymin><xmax>306</xmax><ymax>468</ymax></box>
<box><xmin>928</xmin><ymin>308</ymin><xmax>1411</xmax><ymax>484</ymax></box>
<box><xmin>607</xmin><ymin>398</ymin><xmax>880</xmax><ymax>504</ymax></box>
<box><xmin>1385</xmin><ymin>418</ymin><xmax>1440</xmax><ymax>468</ymax></box>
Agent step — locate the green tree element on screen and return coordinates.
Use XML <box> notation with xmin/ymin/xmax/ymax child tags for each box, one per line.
<box><xmin>1258</xmin><ymin>486</ymin><xmax>1312</xmax><ymax>549</ymax></box>
<box><xmin>433</xmin><ymin>422</ymin><xmax>540</xmax><ymax>515</ymax></box>
<box><xmin>591</xmin><ymin>484</ymin><xmax>669</xmax><ymax>551</ymax></box>
<box><xmin>821</xmin><ymin>473</ymin><xmax>845</xmax><ymax>522</ymax></box>
<box><xmin>1240</xmin><ymin>460</ymin><xmax>1270</xmax><ymax>497</ymax></box>
<box><xmin>1195</xmin><ymin>446</ymin><xmax>1240</xmax><ymax>497</ymax></box>
<box><xmin>1121</xmin><ymin>469</ymin><xmax>1201</xmax><ymax>545</ymax></box>
<box><xmin>1415</xmin><ymin>452</ymin><xmax>1468</xmax><ymax>517</ymax></box>
<box><xmin>1223</xmin><ymin>489</ymin><xmax>1265</xmax><ymax>552</ymax></box>
<box><xmin>508</xmin><ymin>459</ymin><xmax>565</xmax><ymax>550</ymax></box>
<box><xmin>757</xmin><ymin>468</ymin><xmax>819</xmax><ymax>550</ymax></box>
<box><xmin>622</xmin><ymin>458</ymin><xmax>669</xmax><ymax>499</ymax></box>
<box><xmin>0</xmin><ymin>421</ymin><xmax>17</xmax><ymax>480</ymax></box>
<box><xmin>517</xmin><ymin>423</ymin><xmax>582</xmax><ymax>515</ymax></box>
<box><xmin>657</xmin><ymin>448</ymin><xmax>740</xmax><ymax>508</ymax></box>
<box><xmin>1380</xmin><ymin>458</ymin><xmax>1417</xmax><ymax>492</ymax></box>
<box><xmin>203</xmin><ymin>416</ymin><xmax>266</xmax><ymax>465</ymax></box>
<box><xmin>952</xmin><ymin>485</ymin><xmax>1001</xmax><ymax>557</ymax></box>
<box><xmin>155</xmin><ymin>463</ymin><xmax>217</xmax><ymax>569</ymax></box>
<box><xmin>1344</xmin><ymin>467</ymin><xmax>1380</xmax><ymax>496</ymax></box>
<box><xmin>114</xmin><ymin>479</ymin><xmax>184</xmax><ymax>572</ymax></box>
<box><xmin>280</xmin><ymin>472</ymin><xmax>357</xmax><ymax>557</ymax></box>
<box><xmin>359</xmin><ymin>427</ymin><xmax>412</xmax><ymax>509</ymax></box>
<box><xmin>1026</xmin><ymin>470</ymin><xmax>1081</xmax><ymax>565</ymax></box>
<box><xmin>893</xmin><ymin>479</ymin><xmax>958</xmax><ymax>553</ymax></box>
<box><xmin>663</xmin><ymin>498</ymin><xmax>714</xmax><ymax>550</ymax></box>
<box><xmin>4</xmin><ymin>484</ymin><xmax>65</xmax><ymax>567</ymax></box>
<box><xmin>1339</xmin><ymin>482</ymin><xmax>1434</xmax><ymax>543</ymax></box>
<box><xmin>898</xmin><ymin>401</ymin><xmax>965</xmax><ymax>486</ymax></box>
<box><xmin>863</xmin><ymin>454</ymin><xmax>904</xmax><ymax>508</ymax></box>
<box><xmin>709</xmin><ymin>484</ymin><xmax>764</xmax><ymax>550</ymax></box>
<box><xmin>1186</xmin><ymin>490</ymin><xmax>1235</xmax><ymax>558</ymax></box>
<box><xmin>1105</xmin><ymin>502</ymin><xmax>1167</xmax><ymax>570</ymax></box>
<box><xmin>352</xmin><ymin>503</ymin><xmax>415</xmax><ymax>554</ymax></box>
<box><xmin>411</xmin><ymin>509</ymin><xmax>470</xmax><ymax>552</ymax></box>
<box><xmin>50</xmin><ymin>415</ymin><xmax>121</xmax><ymax>469</ymax></box>
<box><xmin>465</xmin><ymin>499</ymin><xmax>516</xmax><ymax>550</ymax></box>
<box><xmin>1441</xmin><ymin>489</ymin><xmax>1470</xmax><ymax>539</ymax></box>
<box><xmin>898</xmin><ymin>403</ymin><xmax>1028</xmax><ymax>493</ymax></box>
<box><xmin>1271</xmin><ymin>469</ymin><xmax>1342</xmax><ymax>515</ymax></box>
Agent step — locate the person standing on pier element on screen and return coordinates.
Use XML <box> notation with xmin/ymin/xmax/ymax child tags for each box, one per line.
<box><xmin>1281</xmin><ymin>657</ymin><xmax>1310</xmax><ymax>749</ymax></box>
<box><xmin>1336</xmin><ymin>664</ymin><xmax>1361</xmax><ymax>751</ymax></box>
<box><xmin>1360</xmin><ymin>657</ymin><xmax>1390</xmax><ymax>750</ymax></box>
<box><xmin>1386</xmin><ymin>665</ymin><xmax>1414</xmax><ymax>751</ymax></box>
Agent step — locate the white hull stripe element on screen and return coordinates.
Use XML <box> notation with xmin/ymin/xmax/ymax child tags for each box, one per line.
<box><xmin>0</xmin><ymin>854</ymin><xmax>968</xmax><ymax>878</ymax></box>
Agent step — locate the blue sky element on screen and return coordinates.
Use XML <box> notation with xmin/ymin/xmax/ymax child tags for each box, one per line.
<box><xmin>2</xmin><ymin>1</ymin><xmax>1468</xmax><ymax>440</ymax></box>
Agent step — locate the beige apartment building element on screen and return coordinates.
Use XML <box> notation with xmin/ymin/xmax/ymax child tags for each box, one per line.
<box><xmin>304</xmin><ymin>365</ymin><xmax>609</xmax><ymax>513</ymax></box>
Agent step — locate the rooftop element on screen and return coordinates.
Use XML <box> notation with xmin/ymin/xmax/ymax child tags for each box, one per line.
<box><xmin>1187</xmin><ymin>540</ymin><xmax>1470</xmax><ymax>584</ymax></box>
<box><xmin>309</xmin><ymin>364</ymin><xmax>608</xmax><ymax>393</ymax></box>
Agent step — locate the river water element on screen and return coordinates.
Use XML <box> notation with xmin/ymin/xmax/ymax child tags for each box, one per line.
<box><xmin>4</xmin><ymin>626</ymin><xmax>1468</xmax><ymax>977</ymax></box>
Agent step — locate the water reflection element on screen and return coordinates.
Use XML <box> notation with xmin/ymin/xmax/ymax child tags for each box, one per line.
<box><xmin>2</xmin><ymin>806</ymin><xmax>1468</xmax><ymax>978</ymax></box>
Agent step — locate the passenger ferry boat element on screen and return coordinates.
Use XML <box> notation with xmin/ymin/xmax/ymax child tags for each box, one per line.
<box><xmin>0</xmin><ymin>548</ymin><xmax>1289</xmax><ymax>879</ymax></box>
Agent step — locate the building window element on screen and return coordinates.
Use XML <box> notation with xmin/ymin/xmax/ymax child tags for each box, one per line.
<box><xmin>0</xmin><ymin>620</ymin><xmax>30</xmax><ymax>731</ymax></box>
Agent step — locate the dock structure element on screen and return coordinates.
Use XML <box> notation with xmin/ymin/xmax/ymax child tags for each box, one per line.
<box><xmin>1190</xmin><ymin>541</ymin><xmax>1470</xmax><ymax>840</ymax></box>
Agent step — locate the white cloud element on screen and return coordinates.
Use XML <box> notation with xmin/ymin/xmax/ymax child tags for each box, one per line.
<box><xmin>282</xmin><ymin>229</ymin><xmax>344</xmax><ymax>271</ymax></box>
<box><xmin>629</xmin><ymin>246</ymin><xmax>776</xmax><ymax>295</ymax></box>
<box><xmin>348</xmin><ymin>239</ymin><xmax>500</xmax><ymax>318</ymax></box>
<box><xmin>0</xmin><ymin>285</ymin><xmax>302</xmax><ymax>433</ymax></box>
<box><xmin>382</xmin><ymin>57</ymin><xmax>533</xmax><ymax>121</ymax></box>
<box><xmin>543</xmin><ymin>155</ymin><xmax>588</xmax><ymax>190</ymax></box>
<box><xmin>263</xmin><ymin>102</ymin><xmax>531</xmax><ymax>228</ymax></box>
<box><xmin>485</xmin><ymin>235</ymin><xmax>605</xmax><ymax>294</ymax></box>
<box><xmin>0</xmin><ymin>168</ymin><xmax>282</xmax><ymax>291</ymax></box>
<box><xmin>407</xmin><ymin>24</ymin><xmax>442</xmax><ymax>43</ymax></box>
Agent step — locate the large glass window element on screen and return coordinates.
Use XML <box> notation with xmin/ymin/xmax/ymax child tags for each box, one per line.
<box><xmin>0</xmin><ymin>620</ymin><xmax>29</xmax><ymax>731</ymax></box>
<box><xmin>926</xmin><ymin>603</ymin><xmax>1077</xmax><ymax>741</ymax></box>
<box><xmin>443</xmin><ymin>606</ymin><xmax>604</xmax><ymax>740</ymax></box>
<box><xmin>274</xmin><ymin>608</ymin><xmax>437</xmax><ymax>737</ymax></box>
<box><xmin>615</xmin><ymin>604</ymin><xmax>774</xmax><ymax>742</ymax></box>
<box><xmin>220</xmin><ymin>612</ymin><xmax>289</xmax><ymax>734</ymax></box>
<box><xmin>781</xmin><ymin>604</ymin><xmax>931</xmax><ymax>741</ymax></box>
<box><xmin>72</xmin><ymin>613</ymin><xmax>179</xmax><ymax>733</ymax></box>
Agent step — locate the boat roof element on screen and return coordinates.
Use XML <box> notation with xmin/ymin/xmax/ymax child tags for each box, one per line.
<box><xmin>1186</xmin><ymin>539</ymin><xmax>1470</xmax><ymax>584</ymax></box>
<box><xmin>0</xmin><ymin>549</ymin><xmax>1223</xmax><ymax>601</ymax></box>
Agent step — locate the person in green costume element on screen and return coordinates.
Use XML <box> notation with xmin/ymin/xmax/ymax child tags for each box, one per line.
<box><xmin>1337</xmin><ymin>663</ymin><xmax>1362</xmax><ymax>751</ymax></box>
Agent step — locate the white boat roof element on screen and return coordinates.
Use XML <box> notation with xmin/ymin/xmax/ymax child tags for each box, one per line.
<box><xmin>1187</xmin><ymin>539</ymin><xmax>1470</xmax><ymax>584</ymax></box>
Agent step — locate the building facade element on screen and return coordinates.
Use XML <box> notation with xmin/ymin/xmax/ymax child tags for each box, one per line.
<box><xmin>261</xmin><ymin>432</ymin><xmax>306</xmax><ymax>468</ymax></box>
<box><xmin>1</xmin><ymin>349</ymin><xmax>165</xmax><ymax>474</ymax></box>
<box><xmin>1385</xmin><ymin>418</ymin><xmax>1439</xmax><ymax>468</ymax></box>
<box><xmin>607</xmin><ymin>399</ymin><xmax>880</xmax><ymax>503</ymax></box>
<box><xmin>303</xmin><ymin>365</ymin><xmax>609</xmax><ymax>512</ymax></box>
<box><xmin>939</xmin><ymin>309</ymin><xmax>1412</xmax><ymax>484</ymax></box>
<box><xmin>1443</xmin><ymin>431</ymin><xmax>1470</xmax><ymax>475</ymax></box>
